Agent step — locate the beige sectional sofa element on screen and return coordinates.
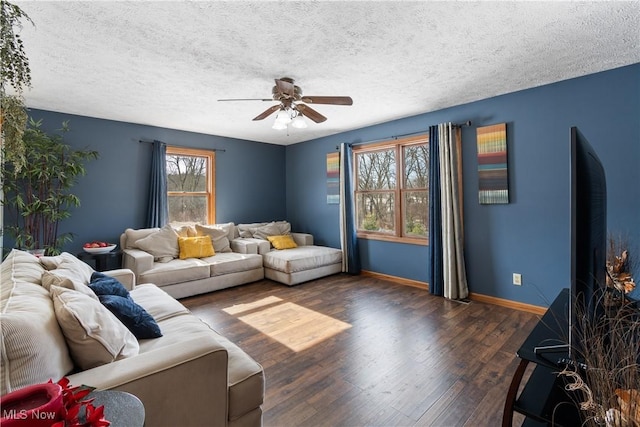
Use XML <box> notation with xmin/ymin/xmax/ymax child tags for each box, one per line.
<box><xmin>234</xmin><ymin>222</ymin><xmax>343</xmax><ymax>286</ymax></box>
<box><xmin>120</xmin><ymin>223</ymin><xmax>264</xmax><ymax>299</ymax></box>
<box><xmin>0</xmin><ymin>249</ymin><xmax>264</xmax><ymax>427</ymax></box>
<box><xmin>121</xmin><ymin>221</ymin><xmax>343</xmax><ymax>298</ymax></box>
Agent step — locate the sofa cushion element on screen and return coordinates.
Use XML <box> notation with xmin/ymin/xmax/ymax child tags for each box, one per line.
<box><xmin>0</xmin><ymin>250</ymin><xmax>74</xmax><ymax>395</ymax></box>
<box><xmin>98</xmin><ymin>294</ymin><xmax>162</xmax><ymax>339</ymax></box>
<box><xmin>1</xmin><ymin>249</ymin><xmax>46</xmax><ymax>295</ymax></box>
<box><xmin>135</xmin><ymin>224</ymin><xmax>179</xmax><ymax>262</ymax></box>
<box><xmin>173</xmin><ymin>224</ymin><xmax>197</xmax><ymax>238</ymax></box>
<box><xmin>87</xmin><ymin>272</ymin><xmax>162</xmax><ymax>339</ymax></box>
<box><xmin>178</xmin><ymin>236</ymin><xmax>215</xmax><ymax>259</ymax></box>
<box><xmin>38</xmin><ymin>253</ymin><xmax>97</xmax><ymax>303</ymax></box>
<box><xmin>124</xmin><ymin>227</ymin><xmax>160</xmax><ymax>249</ymax></box>
<box><xmin>267</xmin><ymin>235</ymin><xmax>298</xmax><ymax>250</ymax></box>
<box><xmin>138</xmin><ymin>259</ymin><xmax>210</xmax><ymax>287</ymax></box>
<box><xmin>263</xmin><ymin>245</ymin><xmax>343</xmax><ymax>273</ymax></box>
<box><xmin>236</xmin><ymin>222</ymin><xmax>268</xmax><ymax>238</ymax></box>
<box><xmin>195</xmin><ymin>224</ymin><xmax>232</xmax><ymax>253</ymax></box>
<box><xmin>129</xmin><ymin>284</ymin><xmax>190</xmax><ymax>322</ymax></box>
<box><xmin>199</xmin><ymin>253</ymin><xmax>263</xmax><ymax>277</ymax></box>
<box><xmin>250</xmin><ymin>221</ymin><xmax>291</xmax><ymax>240</ymax></box>
<box><xmin>1</xmin><ymin>279</ymin><xmax>74</xmax><ymax>397</ymax></box>
<box><xmin>252</xmin><ymin>222</ymin><xmax>282</xmax><ymax>240</ymax></box>
<box><xmin>41</xmin><ymin>270</ymin><xmax>99</xmax><ymax>301</ymax></box>
<box><xmin>237</xmin><ymin>221</ymin><xmax>291</xmax><ymax>239</ymax></box>
<box><xmin>136</xmin><ymin>313</ymin><xmax>218</xmax><ymax>353</ymax></box>
<box><xmin>51</xmin><ymin>286</ymin><xmax>139</xmax><ymax>370</ymax></box>
<box><xmin>88</xmin><ymin>271</ymin><xmax>130</xmax><ymax>298</ymax></box>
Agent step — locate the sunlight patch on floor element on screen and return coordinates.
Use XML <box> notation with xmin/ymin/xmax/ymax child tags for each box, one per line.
<box><xmin>222</xmin><ymin>296</ymin><xmax>283</xmax><ymax>315</ymax></box>
<box><xmin>224</xmin><ymin>297</ymin><xmax>352</xmax><ymax>352</ymax></box>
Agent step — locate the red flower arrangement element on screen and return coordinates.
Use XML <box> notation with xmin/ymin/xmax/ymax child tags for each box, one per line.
<box><xmin>0</xmin><ymin>378</ymin><xmax>109</xmax><ymax>427</ymax></box>
<box><xmin>50</xmin><ymin>378</ymin><xmax>110</xmax><ymax>427</ymax></box>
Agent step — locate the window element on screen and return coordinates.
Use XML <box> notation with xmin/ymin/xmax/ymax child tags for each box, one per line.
<box><xmin>166</xmin><ymin>146</ymin><xmax>215</xmax><ymax>224</ymax></box>
<box><xmin>353</xmin><ymin>135</ymin><xmax>429</xmax><ymax>244</ymax></box>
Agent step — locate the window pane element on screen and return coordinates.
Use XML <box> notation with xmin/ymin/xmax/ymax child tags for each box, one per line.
<box><xmin>356</xmin><ymin>192</ymin><xmax>395</xmax><ymax>234</ymax></box>
<box><xmin>357</xmin><ymin>149</ymin><xmax>396</xmax><ymax>190</ymax></box>
<box><xmin>166</xmin><ymin>155</ymin><xmax>207</xmax><ymax>192</ymax></box>
<box><xmin>403</xmin><ymin>190</ymin><xmax>428</xmax><ymax>238</ymax></box>
<box><xmin>168</xmin><ymin>195</ymin><xmax>207</xmax><ymax>223</ymax></box>
<box><xmin>404</xmin><ymin>144</ymin><xmax>429</xmax><ymax>189</ymax></box>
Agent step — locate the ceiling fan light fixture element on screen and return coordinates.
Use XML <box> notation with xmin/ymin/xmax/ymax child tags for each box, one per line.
<box><xmin>275</xmin><ymin>109</ymin><xmax>292</xmax><ymax>125</ymax></box>
<box><xmin>291</xmin><ymin>115</ymin><xmax>307</xmax><ymax>129</ymax></box>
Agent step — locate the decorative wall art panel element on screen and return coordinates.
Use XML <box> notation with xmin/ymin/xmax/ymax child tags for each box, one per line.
<box><xmin>326</xmin><ymin>152</ymin><xmax>340</xmax><ymax>204</ymax></box>
<box><xmin>477</xmin><ymin>123</ymin><xmax>509</xmax><ymax>204</ymax></box>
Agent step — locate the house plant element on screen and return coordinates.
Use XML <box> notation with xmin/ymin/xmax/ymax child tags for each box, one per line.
<box><xmin>1</xmin><ymin>118</ymin><xmax>98</xmax><ymax>255</ymax></box>
<box><xmin>1</xmin><ymin>0</ymin><xmax>33</xmax><ymax>172</ymax></box>
<box><xmin>559</xmin><ymin>242</ymin><xmax>638</xmax><ymax>427</ymax></box>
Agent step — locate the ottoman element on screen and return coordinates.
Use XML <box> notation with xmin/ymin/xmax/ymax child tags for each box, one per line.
<box><xmin>263</xmin><ymin>245</ymin><xmax>343</xmax><ymax>286</ymax></box>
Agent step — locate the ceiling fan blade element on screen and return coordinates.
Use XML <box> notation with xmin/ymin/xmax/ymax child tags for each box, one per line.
<box><xmin>218</xmin><ymin>98</ymin><xmax>273</xmax><ymax>102</ymax></box>
<box><xmin>296</xmin><ymin>104</ymin><xmax>327</xmax><ymax>123</ymax></box>
<box><xmin>300</xmin><ymin>96</ymin><xmax>353</xmax><ymax>106</ymax></box>
<box><xmin>275</xmin><ymin>78</ymin><xmax>295</xmax><ymax>97</ymax></box>
<box><xmin>252</xmin><ymin>105</ymin><xmax>281</xmax><ymax>121</ymax></box>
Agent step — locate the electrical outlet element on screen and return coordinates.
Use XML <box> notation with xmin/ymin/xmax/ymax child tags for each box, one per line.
<box><xmin>513</xmin><ymin>273</ymin><xmax>522</xmax><ymax>286</ymax></box>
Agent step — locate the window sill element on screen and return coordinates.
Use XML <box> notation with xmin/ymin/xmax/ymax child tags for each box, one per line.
<box><xmin>356</xmin><ymin>233</ymin><xmax>428</xmax><ymax>246</ymax></box>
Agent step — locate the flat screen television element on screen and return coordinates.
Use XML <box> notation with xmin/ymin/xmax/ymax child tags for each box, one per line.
<box><xmin>533</xmin><ymin>126</ymin><xmax>608</xmax><ymax>362</ymax></box>
<box><xmin>568</xmin><ymin>126</ymin><xmax>607</xmax><ymax>359</ymax></box>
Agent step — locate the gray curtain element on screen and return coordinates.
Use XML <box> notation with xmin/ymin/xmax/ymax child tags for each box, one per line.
<box><xmin>146</xmin><ymin>141</ymin><xmax>168</xmax><ymax>228</ymax></box>
<box><xmin>339</xmin><ymin>143</ymin><xmax>360</xmax><ymax>274</ymax></box>
<box><xmin>431</xmin><ymin>123</ymin><xmax>468</xmax><ymax>300</ymax></box>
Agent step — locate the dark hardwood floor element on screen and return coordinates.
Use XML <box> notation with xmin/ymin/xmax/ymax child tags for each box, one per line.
<box><xmin>181</xmin><ymin>274</ymin><xmax>539</xmax><ymax>427</ymax></box>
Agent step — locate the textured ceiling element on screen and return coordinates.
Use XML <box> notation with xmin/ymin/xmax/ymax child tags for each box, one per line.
<box><xmin>11</xmin><ymin>1</ymin><xmax>640</xmax><ymax>145</ymax></box>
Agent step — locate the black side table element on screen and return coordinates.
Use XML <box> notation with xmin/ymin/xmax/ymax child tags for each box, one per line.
<box><xmin>86</xmin><ymin>390</ymin><xmax>145</xmax><ymax>427</ymax></box>
<box><xmin>77</xmin><ymin>250</ymin><xmax>123</xmax><ymax>271</ymax></box>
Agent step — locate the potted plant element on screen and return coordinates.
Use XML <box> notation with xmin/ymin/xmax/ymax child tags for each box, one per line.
<box><xmin>559</xmin><ymin>240</ymin><xmax>639</xmax><ymax>427</ymax></box>
<box><xmin>1</xmin><ymin>0</ymin><xmax>33</xmax><ymax>172</ymax></box>
<box><xmin>1</xmin><ymin>118</ymin><xmax>98</xmax><ymax>255</ymax></box>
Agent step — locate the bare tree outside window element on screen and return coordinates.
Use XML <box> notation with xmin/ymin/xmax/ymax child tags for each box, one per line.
<box><xmin>356</xmin><ymin>148</ymin><xmax>396</xmax><ymax>233</ymax></box>
<box><xmin>403</xmin><ymin>144</ymin><xmax>429</xmax><ymax>238</ymax></box>
<box><xmin>354</xmin><ymin>135</ymin><xmax>428</xmax><ymax>243</ymax></box>
<box><xmin>166</xmin><ymin>147</ymin><xmax>215</xmax><ymax>224</ymax></box>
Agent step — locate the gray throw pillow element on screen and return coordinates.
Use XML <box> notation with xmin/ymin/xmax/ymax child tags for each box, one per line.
<box><xmin>195</xmin><ymin>224</ymin><xmax>232</xmax><ymax>253</ymax></box>
<box><xmin>135</xmin><ymin>224</ymin><xmax>179</xmax><ymax>262</ymax></box>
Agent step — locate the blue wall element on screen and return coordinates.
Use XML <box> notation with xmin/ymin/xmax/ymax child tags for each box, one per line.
<box><xmin>4</xmin><ymin>111</ymin><xmax>286</xmax><ymax>252</ymax></box>
<box><xmin>285</xmin><ymin>64</ymin><xmax>640</xmax><ymax>307</ymax></box>
<box><xmin>5</xmin><ymin>64</ymin><xmax>638</xmax><ymax>307</ymax></box>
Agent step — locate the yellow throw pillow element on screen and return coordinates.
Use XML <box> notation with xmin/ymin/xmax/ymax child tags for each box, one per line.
<box><xmin>178</xmin><ymin>236</ymin><xmax>215</xmax><ymax>259</ymax></box>
<box><xmin>267</xmin><ymin>235</ymin><xmax>298</xmax><ymax>250</ymax></box>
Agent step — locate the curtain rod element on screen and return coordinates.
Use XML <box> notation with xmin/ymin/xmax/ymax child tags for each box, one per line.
<box><xmin>138</xmin><ymin>139</ymin><xmax>226</xmax><ymax>152</ymax></box>
<box><xmin>337</xmin><ymin>120</ymin><xmax>472</xmax><ymax>150</ymax></box>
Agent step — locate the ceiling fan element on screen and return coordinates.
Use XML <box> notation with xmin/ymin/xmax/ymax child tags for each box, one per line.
<box><xmin>218</xmin><ymin>77</ymin><xmax>353</xmax><ymax>128</ymax></box>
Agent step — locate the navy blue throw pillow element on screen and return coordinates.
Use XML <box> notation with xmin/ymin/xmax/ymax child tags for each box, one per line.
<box><xmin>98</xmin><ymin>294</ymin><xmax>162</xmax><ymax>339</ymax></box>
<box><xmin>88</xmin><ymin>272</ymin><xmax>130</xmax><ymax>298</ymax></box>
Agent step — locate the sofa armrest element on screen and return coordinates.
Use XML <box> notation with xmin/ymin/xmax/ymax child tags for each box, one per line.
<box><xmin>122</xmin><ymin>249</ymin><xmax>154</xmax><ymax>278</ymax></box>
<box><xmin>292</xmin><ymin>232</ymin><xmax>313</xmax><ymax>246</ymax></box>
<box><xmin>103</xmin><ymin>268</ymin><xmax>136</xmax><ymax>290</ymax></box>
<box><xmin>233</xmin><ymin>237</ymin><xmax>270</xmax><ymax>255</ymax></box>
<box><xmin>230</xmin><ymin>238</ymin><xmax>258</xmax><ymax>254</ymax></box>
<box><xmin>67</xmin><ymin>337</ymin><xmax>229</xmax><ymax>427</ymax></box>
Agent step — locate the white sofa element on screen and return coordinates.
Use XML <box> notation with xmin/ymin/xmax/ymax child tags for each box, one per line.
<box><xmin>120</xmin><ymin>223</ymin><xmax>264</xmax><ymax>299</ymax></box>
<box><xmin>234</xmin><ymin>222</ymin><xmax>343</xmax><ymax>286</ymax></box>
<box><xmin>0</xmin><ymin>249</ymin><xmax>264</xmax><ymax>427</ymax></box>
<box><xmin>121</xmin><ymin>221</ymin><xmax>343</xmax><ymax>297</ymax></box>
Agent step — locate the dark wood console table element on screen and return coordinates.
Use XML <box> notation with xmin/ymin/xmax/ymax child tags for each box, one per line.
<box><xmin>502</xmin><ymin>288</ymin><xmax>582</xmax><ymax>426</ymax></box>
